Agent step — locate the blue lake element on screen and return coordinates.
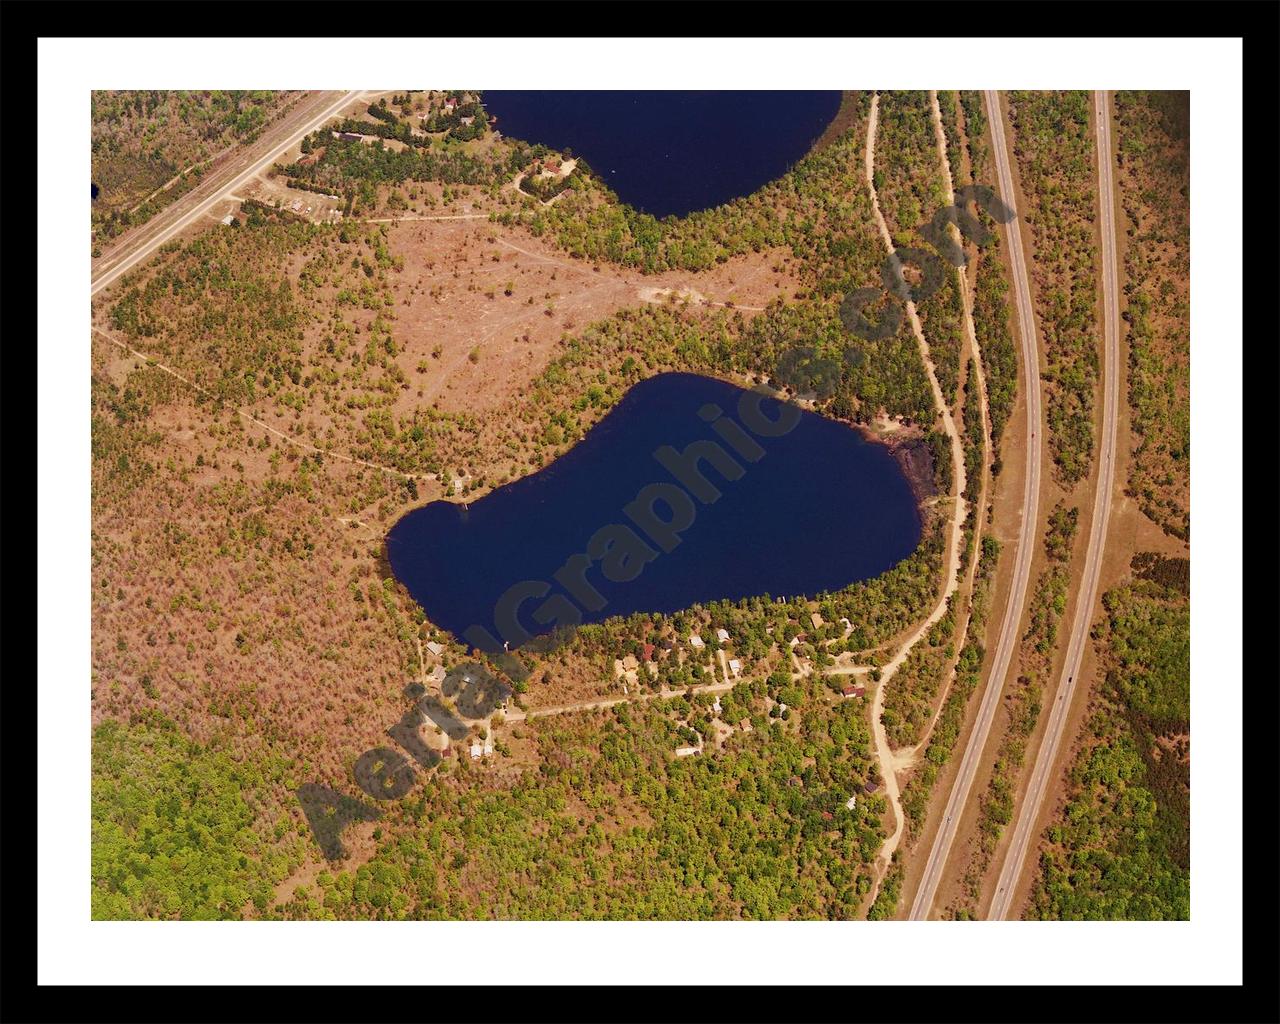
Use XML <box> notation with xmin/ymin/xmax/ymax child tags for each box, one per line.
<box><xmin>482</xmin><ymin>90</ymin><xmax>842</xmax><ymax>219</ymax></box>
<box><xmin>386</xmin><ymin>374</ymin><xmax>921</xmax><ymax>652</ymax></box>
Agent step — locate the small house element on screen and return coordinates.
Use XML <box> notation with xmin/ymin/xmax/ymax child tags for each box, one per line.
<box><xmin>427</xmin><ymin>665</ymin><xmax>448</xmax><ymax>685</ymax></box>
<box><xmin>689</xmin><ymin>634</ymin><xmax>705</xmax><ymax>650</ymax></box>
<box><xmin>641</xmin><ymin>642</ymin><xmax>656</xmax><ymax>663</ymax></box>
<box><xmin>842</xmin><ymin>684</ymin><xmax>858</xmax><ymax>697</ymax></box>
<box><xmin>810</xmin><ymin>612</ymin><xmax>825</xmax><ymax>629</ymax></box>
<box><xmin>728</xmin><ymin>659</ymin><xmax>742</xmax><ymax>678</ymax></box>
<box><xmin>470</xmin><ymin>742</ymin><xmax>484</xmax><ymax>759</ymax></box>
<box><xmin>864</xmin><ymin>779</ymin><xmax>881</xmax><ymax>795</ymax></box>
<box><xmin>845</xmin><ymin>795</ymin><xmax>857</xmax><ymax>810</ymax></box>
<box><xmin>675</xmin><ymin>746</ymin><xmax>701</xmax><ymax>758</ymax></box>
<box><xmin>716</xmin><ymin>628</ymin><xmax>731</xmax><ymax>644</ymax></box>
<box><xmin>425</xmin><ymin>641</ymin><xmax>444</xmax><ymax>657</ymax></box>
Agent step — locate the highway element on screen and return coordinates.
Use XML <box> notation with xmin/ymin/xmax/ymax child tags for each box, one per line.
<box><xmin>91</xmin><ymin>90</ymin><xmax>363</xmax><ymax>297</ymax></box>
<box><xmin>907</xmin><ymin>90</ymin><xmax>1044</xmax><ymax>920</ymax></box>
<box><xmin>986</xmin><ymin>90</ymin><xmax>1121</xmax><ymax>920</ymax></box>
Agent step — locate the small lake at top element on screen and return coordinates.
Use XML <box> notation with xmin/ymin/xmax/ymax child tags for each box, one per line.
<box><xmin>386</xmin><ymin>373</ymin><xmax>921</xmax><ymax>652</ymax></box>
<box><xmin>482</xmin><ymin>91</ymin><xmax>842</xmax><ymax>219</ymax></box>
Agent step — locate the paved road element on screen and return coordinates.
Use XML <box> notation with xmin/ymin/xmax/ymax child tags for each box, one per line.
<box><xmin>908</xmin><ymin>90</ymin><xmax>1044</xmax><ymax>920</ymax></box>
<box><xmin>91</xmin><ymin>90</ymin><xmax>363</xmax><ymax>296</ymax></box>
<box><xmin>986</xmin><ymin>90</ymin><xmax>1122</xmax><ymax>921</ymax></box>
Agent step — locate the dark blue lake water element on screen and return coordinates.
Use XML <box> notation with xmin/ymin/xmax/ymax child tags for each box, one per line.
<box><xmin>482</xmin><ymin>91</ymin><xmax>842</xmax><ymax>219</ymax></box>
<box><xmin>386</xmin><ymin>374</ymin><xmax>921</xmax><ymax>651</ymax></box>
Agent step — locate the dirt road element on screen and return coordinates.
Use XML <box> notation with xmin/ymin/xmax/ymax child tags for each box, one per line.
<box><xmin>908</xmin><ymin>90</ymin><xmax>1045</xmax><ymax>920</ymax></box>
<box><xmin>504</xmin><ymin>679</ymin><xmax>737</xmax><ymax>723</ymax></box>
<box><xmin>862</xmin><ymin>93</ymin><xmax>970</xmax><ymax>903</ymax></box>
<box><xmin>986</xmin><ymin>90</ymin><xmax>1122</xmax><ymax>920</ymax></box>
<box><xmin>91</xmin><ymin>90</ymin><xmax>363</xmax><ymax>296</ymax></box>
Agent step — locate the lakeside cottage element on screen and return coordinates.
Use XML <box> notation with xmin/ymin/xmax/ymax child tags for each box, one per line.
<box><xmin>728</xmin><ymin>659</ymin><xmax>742</xmax><ymax>678</ymax></box>
<box><xmin>424</xmin><ymin>641</ymin><xmax>444</xmax><ymax>657</ymax></box>
<box><xmin>689</xmin><ymin>634</ymin><xmax>705</xmax><ymax>650</ymax></box>
<box><xmin>715</xmin><ymin>628</ymin><xmax>731</xmax><ymax>644</ymax></box>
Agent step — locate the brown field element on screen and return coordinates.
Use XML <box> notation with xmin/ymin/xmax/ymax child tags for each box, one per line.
<box><xmin>375</xmin><ymin>218</ymin><xmax>795</xmax><ymax>418</ymax></box>
<box><xmin>89</xmin><ymin>198</ymin><xmax>795</xmax><ymax>803</ymax></box>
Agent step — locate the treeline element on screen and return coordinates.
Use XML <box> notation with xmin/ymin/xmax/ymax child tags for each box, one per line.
<box><xmin>955</xmin><ymin>90</ymin><xmax>1017</xmax><ymax>463</ymax></box>
<box><xmin>971</xmin><ymin>245</ymin><xmax>1018</xmax><ymax>464</ymax></box>
<box><xmin>958</xmin><ymin>91</ymin><xmax>991</xmax><ymax>184</ymax></box>
<box><xmin>953</xmin><ymin>501</ymin><xmax>1079</xmax><ymax>912</ymax></box>
<box><xmin>1008</xmin><ymin>91</ymin><xmax>1100</xmax><ymax>486</ymax></box>
<box><xmin>879</xmin><ymin>597</ymin><xmax>957</xmax><ymax>748</ymax></box>
<box><xmin>873</xmin><ymin>91</ymin><xmax>965</xmax><ymax>407</ymax></box>
<box><xmin>280</xmin><ymin>133</ymin><xmax>531</xmax><ymax>192</ymax></box>
<box><xmin>92</xmin><ymin>90</ymin><xmax>296</xmax><ymax>242</ymax></box>
<box><xmin>92</xmin><ymin>713</ymin><xmax>302</xmax><ymax>919</ymax></box>
<box><xmin>275</xmin><ymin>694</ymin><xmax>887</xmax><ymax>920</ymax></box>
<box><xmin>1029</xmin><ymin>578</ymin><xmax>1189</xmax><ymax>919</ymax></box>
<box><xmin>1114</xmin><ymin>91</ymin><xmax>1190</xmax><ymax>540</ymax></box>
<box><xmin>899</xmin><ymin>535</ymin><xmax>1001</xmax><ymax>838</ymax></box>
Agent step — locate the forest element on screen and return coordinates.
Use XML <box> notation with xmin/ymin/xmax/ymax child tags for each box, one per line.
<box><xmin>950</xmin><ymin>501</ymin><xmax>1078</xmax><ymax>915</ymax></box>
<box><xmin>92</xmin><ymin>90</ymin><xmax>299</xmax><ymax>246</ymax></box>
<box><xmin>274</xmin><ymin>689</ymin><xmax>887</xmax><ymax>920</ymax></box>
<box><xmin>1007</xmin><ymin>91</ymin><xmax>1101</xmax><ymax>486</ymax></box>
<box><xmin>1114</xmin><ymin>91</ymin><xmax>1190</xmax><ymax>540</ymax></box>
<box><xmin>1028</xmin><ymin>577</ymin><xmax>1189</xmax><ymax>919</ymax></box>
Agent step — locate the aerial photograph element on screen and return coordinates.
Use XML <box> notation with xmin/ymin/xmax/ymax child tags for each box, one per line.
<box><xmin>87</xmin><ymin>86</ymin><xmax>1190</xmax><ymax>924</ymax></box>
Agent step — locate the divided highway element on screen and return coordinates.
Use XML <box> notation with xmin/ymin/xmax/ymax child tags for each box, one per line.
<box><xmin>908</xmin><ymin>90</ymin><xmax>1044</xmax><ymax>920</ymax></box>
<box><xmin>91</xmin><ymin>90</ymin><xmax>362</xmax><ymax>297</ymax></box>
<box><xmin>987</xmin><ymin>90</ymin><xmax>1121</xmax><ymax>920</ymax></box>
